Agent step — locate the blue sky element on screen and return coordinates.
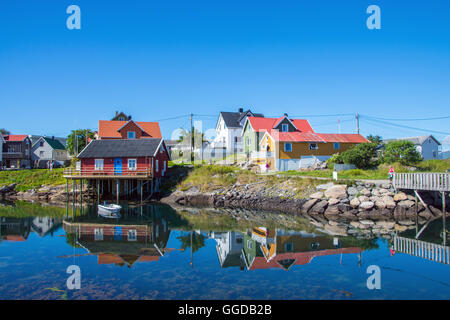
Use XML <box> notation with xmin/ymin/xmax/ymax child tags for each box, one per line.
<box><xmin>1</xmin><ymin>0</ymin><xmax>449</xmax><ymax>148</ymax></box>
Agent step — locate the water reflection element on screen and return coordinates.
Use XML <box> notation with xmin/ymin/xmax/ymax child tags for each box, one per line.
<box><xmin>0</xmin><ymin>201</ymin><xmax>448</xmax><ymax>299</ymax></box>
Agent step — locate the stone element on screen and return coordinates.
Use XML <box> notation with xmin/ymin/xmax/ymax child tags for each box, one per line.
<box><xmin>393</xmin><ymin>192</ymin><xmax>408</xmax><ymax>201</ymax></box>
<box><xmin>359</xmin><ymin>201</ymin><xmax>375</xmax><ymax>210</ymax></box>
<box><xmin>397</xmin><ymin>220</ymin><xmax>415</xmax><ymax>226</ymax></box>
<box><xmin>302</xmin><ymin>199</ymin><xmax>319</xmax><ymax>213</ymax></box>
<box><xmin>347</xmin><ymin>187</ymin><xmax>358</xmax><ymax>196</ymax></box>
<box><xmin>328</xmin><ymin>198</ymin><xmax>340</xmax><ymax>206</ymax></box>
<box><xmin>350</xmin><ymin>198</ymin><xmax>360</xmax><ymax>208</ymax></box>
<box><xmin>324</xmin><ymin>205</ymin><xmax>340</xmax><ymax>216</ymax></box>
<box><xmin>310</xmin><ymin>200</ymin><xmax>329</xmax><ymax>214</ymax></box>
<box><xmin>375</xmin><ymin>200</ymin><xmax>386</xmax><ymax>209</ymax></box>
<box><xmin>397</xmin><ymin>200</ymin><xmax>415</xmax><ymax>208</ymax></box>
<box><xmin>324</xmin><ymin>224</ymin><xmax>348</xmax><ymax>236</ymax></box>
<box><xmin>310</xmin><ymin>191</ymin><xmax>324</xmax><ymax>199</ymax></box>
<box><xmin>316</xmin><ymin>182</ymin><xmax>335</xmax><ymax>190</ymax></box>
<box><xmin>360</xmin><ymin>188</ymin><xmax>371</xmax><ymax>196</ymax></box>
<box><xmin>324</xmin><ymin>185</ymin><xmax>348</xmax><ymax>199</ymax></box>
<box><xmin>358</xmin><ymin>196</ymin><xmax>370</xmax><ymax>202</ymax></box>
<box><xmin>376</xmin><ymin>221</ymin><xmax>395</xmax><ymax>229</ymax></box>
<box><xmin>394</xmin><ymin>224</ymin><xmax>408</xmax><ymax>232</ymax></box>
<box><xmin>360</xmin><ymin>219</ymin><xmax>375</xmax><ymax>226</ymax></box>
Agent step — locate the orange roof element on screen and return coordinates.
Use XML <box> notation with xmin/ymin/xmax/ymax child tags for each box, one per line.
<box><xmin>317</xmin><ymin>133</ymin><xmax>369</xmax><ymax>143</ymax></box>
<box><xmin>137</xmin><ymin>255</ymin><xmax>159</xmax><ymax>262</ymax></box>
<box><xmin>98</xmin><ymin>120</ymin><xmax>162</xmax><ymax>138</ymax></box>
<box><xmin>249</xmin><ymin>247</ymin><xmax>363</xmax><ymax>270</ymax></box>
<box><xmin>247</xmin><ymin>117</ymin><xmax>314</xmax><ymax>133</ymax></box>
<box><xmin>3</xmin><ymin>135</ymin><xmax>28</xmax><ymax>142</ymax></box>
<box><xmin>97</xmin><ymin>253</ymin><xmax>125</xmax><ymax>265</ymax></box>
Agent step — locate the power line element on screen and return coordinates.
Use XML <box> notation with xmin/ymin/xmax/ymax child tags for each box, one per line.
<box><xmin>362</xmin><ymin>115</ymin><xmax>450</xmax><ymax>122</ymax></box>
<box><xmin>361</xmin><ymin>117</ymin><xmax>450</xmax><ymax>136</ymax></box>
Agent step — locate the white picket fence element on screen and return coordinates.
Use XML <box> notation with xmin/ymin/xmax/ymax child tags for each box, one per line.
<box><xmin>393</xmin><ymin>173</ymin><xmax>450</xmax><ymax>192</ymax></box>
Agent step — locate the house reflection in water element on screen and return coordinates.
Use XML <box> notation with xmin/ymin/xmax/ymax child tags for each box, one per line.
<box><xmin>241</xmin><ymin>227</ymin><xmax>363</xmax><ymax>271</ymax></box>
<box><xmin>31</xmin><ymin>217</ymin><xmax>61</xmax><ymax>237</ymax></box>
<box><xmin>0</xmin><ymin>217</ymin><xmax>31</xmax><ymax>242</ymax></box>
<box><xmin>63</xmin><ymin>212</ymin><xmax>174</xmax><ymax>268</ymax></box>
<box><xmin>210</xmin><ymin>231</ymin><xmax>245</xmax><ymax>270</ymax></box>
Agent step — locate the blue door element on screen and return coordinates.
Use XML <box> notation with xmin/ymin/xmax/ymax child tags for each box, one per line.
<box><xmin>114</xmin><ymin>226</ymin><xmax>122</xmax><ymax>241</ymax></box>
<box><xmin>114</xmin><ymin>158</ymin><xmax>122</xmax><ymax>175</ymax></box>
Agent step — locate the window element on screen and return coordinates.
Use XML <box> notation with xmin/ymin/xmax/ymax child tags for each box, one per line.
<box><xmin>25</xmin><ymin>149</ymin><xmax>29</xmax><ymax>156</ymax></box>
<box><xmin>163</xmin><ymin>160</ymin><xmax>166</xmax><ymax>172</ymax></box>
<box><xmin>309</xmin><ymin>143</ymin><xmax>318</xmax><ymax>150</ymax></box>
<box><xmin>284</xmin><ymin>143</ymin><xmax>292</xmax><ymax>152</ymax></box>
<box><xmin>155</xmin><ymin>159</ymin><xmax>159</xmax><ymax>172</ymax></box>
<box><xmin>39</xmin><ymin>151</ymin><xmax>44</xmax><ymax>157</ymax></box>
<box><xmin>128</xmin><ymin>229</ymin><xmax>137</xmax><ymax>241</ymax></box>
<box><xmin>281</xmin><ymin>124</ymin><xmax>289</xmax><ymax>132</ymax></box>
<box><xmin>128</xmin><ymin>159</ymin><xmax>137</xmax><ymax>170</ymax></box>
<box><xmin>95</xmin><ymin>159</ymin><xmax>104</xmax><ymax>170</ymax></box>
<box><xmin>247</xmin><ymin>240</ymin><xmax>253</xmax><ymax>249</ymax></box>
<box><xmin>433</xmin><ymin>151</ymin><xmax>437</xmax><ymax>158</ymax></box>
<box><xmin>39</xmin><ymin>141</ymin><xmax>44</xmax><ymax>147</ymax></box>
<box><xmin>127</xmin><ymin>131</ymin><xmax>136</xmax><ymax>139</ymax></box>
<box><xmin>285</xmin><ymin>242</ymin><xmax>294</xmax><ymax>252</ymax></box>
<box><xmin>333</xmin><ymin>142</ymin><xmax>340</xmax><ymax>150</ymax></box>
<box><xmin>246</xmin><ymin>138</ymin><xmax>251</xmax><ymax>146</ymax></box>
<box><xmin>94</xmin><ymin>228</ymin><xmax>104</xmax><ymax>241</ymax></box>
<box><xmin>118</xmin><ymin>116</ymin><xmax>125</xmax><ymax>121</ymax></box>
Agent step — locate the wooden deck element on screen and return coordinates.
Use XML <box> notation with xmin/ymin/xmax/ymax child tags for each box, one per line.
<box><xmin>63</xmin><ymin>168</ymin><xmax>153</xmax><ymax>180</ymax></box>
<box><xmin>393</xmin><ymin>172</ymin><xmax>450</xmax><ymax>192</ymax></box>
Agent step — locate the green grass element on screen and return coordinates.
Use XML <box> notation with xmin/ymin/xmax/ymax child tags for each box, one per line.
<box><xmin>282</xmin><ymin>159</ymin><xmax>450</xmax><ymax>181</ymax></box>
<box><xmin>0</xmin><ymin>168</ymin><xmax>65</xmax><ymax>191</ymax></box>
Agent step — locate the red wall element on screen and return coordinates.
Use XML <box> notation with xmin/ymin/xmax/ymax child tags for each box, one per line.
<box><xmin>119</xmin><ymin>121</ymin><xmax>144</xmax><ymax>139</ymax></box>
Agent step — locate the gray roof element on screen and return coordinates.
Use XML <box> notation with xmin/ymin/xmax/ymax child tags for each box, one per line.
<box><xmin>220</xmin><ymin>110</ymin><xmax>264</xmax><ymax>128</ymax></box>
<box><xmin>384</xmin><ymin>135</ymin><xmax>441</xmax><ymax>146</ymax></box>
<box><xmin>30</xmin><ymin>135</ymin><xmax>67</xmax><ymax>147</ymax></box>
<box><xmin>78</xmin><ymin>138</ymin><xmax>162</xmax><ymax>158</ymax></box>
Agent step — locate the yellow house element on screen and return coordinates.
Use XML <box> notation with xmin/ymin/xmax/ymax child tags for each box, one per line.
<box><xmin>258</xmin><ymin>130</ymin><xmax>369</xmax><ymax>171</ymax></box>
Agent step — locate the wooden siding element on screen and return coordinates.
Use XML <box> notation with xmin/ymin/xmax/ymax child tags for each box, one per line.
<box><xmin>278</xmin><ymin>142</ymin><xmax>358</xmax><ymax>159</ymax></box>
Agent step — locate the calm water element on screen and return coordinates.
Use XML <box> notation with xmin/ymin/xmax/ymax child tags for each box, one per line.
<box><xmin>0</xmin><ymin>201</ymin><xmax>449</xmax><ymax>300</ymax></box>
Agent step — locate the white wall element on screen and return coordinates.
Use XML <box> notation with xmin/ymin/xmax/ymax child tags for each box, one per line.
<box><xmin>419</xmin><ymin>138</ymin><xmax>440</xmax><ymax>160</ymax></box>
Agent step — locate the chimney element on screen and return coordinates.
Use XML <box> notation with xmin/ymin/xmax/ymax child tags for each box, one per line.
<box><xmin>115</xmin><ymin>111</ymin><xmax>118</xmax><ymax>116</ymax></box>
<box><xmin>128</xmin><ymin>115</ymin><xmax>132</xmax><ymax>120</ymax></box>
<box><xmin>284</xmin><ymin>113</ymin><xmax>288</xmax><ymax>117</ymax></box>
<box><xmin>52</xmin><ymin>136</ymin><xmax>54</xmax><ymax>140</ymax></box>
<box><xmin>238</xmin><ymin>108</ymin><xmax>244</xmax><ymax>113</ymax></box>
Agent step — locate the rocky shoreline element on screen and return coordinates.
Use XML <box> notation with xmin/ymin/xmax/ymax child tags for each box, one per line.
<box><xmin>161</xmin><ymin>182</ymin><xmax>448</xmax><ymax>221</ymax></box>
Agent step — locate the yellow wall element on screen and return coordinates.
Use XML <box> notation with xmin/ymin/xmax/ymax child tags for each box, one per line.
<box><xmin>278</xmin><ymin>142</ymin><xmax>359</xmax><ymax>159</ymax></box>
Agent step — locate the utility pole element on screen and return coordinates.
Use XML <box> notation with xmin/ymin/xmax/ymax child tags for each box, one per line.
<box><xmin>190</xmin><ymin>113</ymin><xmax>194</xmax><ymax>163</ymax></box>
<box><xmin>356</xmin><ymin>113</ymin><xmax>360</xmax><ymax>134</ymax></box>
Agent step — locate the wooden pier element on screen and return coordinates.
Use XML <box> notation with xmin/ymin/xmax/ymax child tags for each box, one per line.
<box><xmin>392</xmin><ymin>235</ymin><xmax>450</xmax><ymax>265</ymax></box>
<box><xmin>392</xmin><ymin>172</ymin><xmax>450</xmax><ymax>192</ymax></box>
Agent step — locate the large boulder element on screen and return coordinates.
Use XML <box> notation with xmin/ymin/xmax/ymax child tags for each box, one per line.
<box><xmin>347</xmin><ymin>187</ymin><xmax>358</xmax><ymax>196</ymax></box>
<box><xmin>324</xmin><ymin>224</ymin><xmax>348</xmax><ymax>236</ymax></box>
<box><xmin>310</xmin><ymin>200</ymin><xmax>329</xmax><ymax>214</ymax></box>
<box><xmin>302</xmin><ymin>199</ymin><xmax>319</xmax><ymax>213</ymax></box>
<box><xmin>359</xmin><ymin>201</ymin><xmax>375</xmax><ymax>210</ymax></box>
<box><xmin>350</xmin><ymin>198</ymin><xmax>360</xmax><ymax>208</ymax></box>
<box><xmin>397</xmin><ymin>200</ymin><xmax>415</xmax><ymax>208</ymax></box>
<box><xmin>393</xmin><ymin>192</ymin><xmax>408</xmax><ymax>201</ymax></box>
<box><xmin>324</xmin><ymin>185</ymin><xmax>348</xmax><ymax>199</ymax></box>
<box><xmin>309</xmin><ymin>191</ymin><xmax>324</xmax><ymax>199</ymax></box>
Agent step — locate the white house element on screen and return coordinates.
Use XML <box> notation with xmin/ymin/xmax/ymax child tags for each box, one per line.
<box><xmin>210</xmin><ymin>231</ymin><xmax>244</xmax><ymax>268</ymax></box>
<box><xmin>0</xmin><ymin>134</ymin><xmax>4</xmax><ymax>166</ymax></box>
<box><xmin>211</xmin><ymin>108</ymin><xmax>264</xmax><ymax>154</ymax></box>
<box><xmin>384</xmin><ymin>135</ymin><xmax>442</xmax><ymax>160</ymax></box>
<box><xmin>31</xmin><ymin>136</ymin><xmax>69</xmax><ymax>167</ymax></box>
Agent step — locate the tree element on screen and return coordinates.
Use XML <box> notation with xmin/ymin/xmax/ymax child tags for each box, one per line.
<box><xmin>177</xmin><ymin>128</ymin><xmax>205</xmax><ymax>145</ymax></box>
<box><xmin>382</xmin><ymin>140</ymin><xmax>422</xmax><ymax>165</ymax></box>
<box><xmin>176</xmin><ymin>231</ymin><xmax>206</xmax><ymax>253</ymax></box>
<box><xmin>366</xmin><ymin>134</ymin><xmax>383</xmax><ymax>146</ymax></box>
<box><xmin>66</xmin><ymin>129</ymin><xmax>95</xmax><ymax>156</ymax></box>
<box><xmin>0</xmin><ymin>128</ymin><xmax>10</xmax><ymax>135</ymax></box>
<box><xmin>341</xmin><ymin>143</ymin><xmax>378</xmax><ymax>169</ymax></box>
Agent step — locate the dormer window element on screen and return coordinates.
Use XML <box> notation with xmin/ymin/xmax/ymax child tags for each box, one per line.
<box><xmin>127</xmin><ymin>131</ymin><xmax>136</xmax><ymax>139</ymax></box>
<box><xmin>281</xmin><ymin>124</ymin><xmax>289</xmax><ymax>132</ymax></box>
<box><xmin>118</xmin><ymin>116</ymin><xmax>125</xmax><ymax>121</ymax></box>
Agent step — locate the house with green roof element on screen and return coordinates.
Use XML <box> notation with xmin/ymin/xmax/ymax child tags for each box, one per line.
<box><xmin>32</xmin><ymin>136</ymin><xmax>69</xmax><ymax>167</ymax></box>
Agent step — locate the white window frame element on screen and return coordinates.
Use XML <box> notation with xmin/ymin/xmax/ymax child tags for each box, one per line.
<box><xmin>309</xmin><ymin>143</ymin><xmax>318</xmax><ymax>150</ymax></box>
<box><xmin>156</xmin><ymin>159</ymin><xmax>159</xmax><ymax>172</ymax></box>
<box><xmin>94</xmin><ymin>228</ymin><xmax>104</xmax><ymax>241</ymax></box>
<box><xmin>127</xmin><ymin>229</ymin><xmax>137</xmax><ymax>241</ymax></box>
<box><xmin>281</xmin><ymin>123</ymin><xmax>289</xmax><ymax>132</ymax></box>
<box><xmin>127</xmin><ymin>131</ymin><xmax>136</xmax><ymax>139</ymax></box>
<box><xmin>128</xmin><ymin>158</ymin><xmax>137</xmax><ymax>171</ymax></box>
<box><xmin>284</xmin><ymin>143</ymin><xmax>292</xmax><ymax>152</ymax></box>
<box><xmin>247</xmin><ymin>240</ymin><xmax>253</xmax><ymax>249</ymax></box>
<box><xmin>95</xmin><ymin>159</ymin><xmax>104</xmax><ymax>170</ymax></box>
<box><xmin>163</xmin><ymin>160</ymin><xmax>166</xmax><ymax>172</ymax></box>
<box><xmin>333</xmin><ymin>142</ymin><xmax>340</xmax><ymax>150</ymax></box>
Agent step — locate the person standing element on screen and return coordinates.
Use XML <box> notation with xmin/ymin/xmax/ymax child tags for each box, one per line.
<box><xmin>388</xmin><ymin>166</ymin><xmax>394</xmax><ymax>180</ymax></box>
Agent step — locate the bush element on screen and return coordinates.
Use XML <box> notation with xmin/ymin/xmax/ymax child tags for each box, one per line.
<box><xmin>340</xmin><ymin>143</ymin><xmax>378</xmax><ymax>169</ymax></box>
<box><xmin>382</xmin><ymin>140</ymin><xmax>422</xmax><ymax>165</ymax></box>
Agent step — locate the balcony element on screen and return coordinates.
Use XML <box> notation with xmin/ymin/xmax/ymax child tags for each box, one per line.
<box><xmin>63</xmin><ymin>167</ymin><xmax>153</xmax><ymax>179</ymax></box>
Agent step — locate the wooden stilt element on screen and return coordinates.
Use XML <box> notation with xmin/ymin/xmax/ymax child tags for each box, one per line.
<box><xmin>140</xmin><ymin>180</ymin><xmax>143</xmax><ymax>204</ymax></box>
<box><xmin>116</xmin><ymin>179</ymin><xmax>119</xmax><ymax>204</ymax></box>
<box><xmin>443</xmin><ymin>191</ymin><xmax>446</xmax><ymax>246</ymax></box>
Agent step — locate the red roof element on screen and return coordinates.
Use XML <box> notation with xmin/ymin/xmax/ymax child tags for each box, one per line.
<box><xmin>98</xmin><ymin>120</ymin><xmax>162</xmax><ymax>139</ymax></box>
<box><xmin>266</xmin><ymin>131</ymin><xmax>368</xmax><ymax>143</ymax></box>
<box><xmin>317</xmin><ymin>133</ymin><xmax>369</xmax><ymax>143</ymax></box>
<box><xmin>249</xmin><ymin>247</ymin><xmax>363</xmax><ymax>270</ymax></box>
<box><xmin>247</xmin><ymin>117</ymin><xmax>314</xmax><ymax>133</ymax></box>
<box><xmin>3</xmin><ymin>135</ymin><xmax>28</xmax><ymax>142</ymax></box>
<box><xmin>4</xmin><ymin>235</ymin><xmax>26</xmax><ymax>242</ymax></box>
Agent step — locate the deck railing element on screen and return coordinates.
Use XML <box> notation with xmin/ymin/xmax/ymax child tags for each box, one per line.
<box><xmin>392</xmin><ymin>236</ymin><xmax>450</xmax><ymax>265</ymax></box>
<box><xmin>393</xmin><ymin>172</ymin><xmax>450</xmax><ymax>192</ymax></box>
<box><xmin>63</xmin><ymin>167</ymin><xmax>152</xmax><ymax>178</ymax></box>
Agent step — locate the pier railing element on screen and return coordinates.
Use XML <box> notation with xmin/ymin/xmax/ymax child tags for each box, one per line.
<box><xmin>393</xmin><ymin>172</ymin><xmax>450</xmax><ymax>192</ymax></box>
<box><xmin>392</xmin><ymin>236</ymin><xmax>450</xmax><ymax>265</ymax></box>
<box><xmin>63</xmin><ymin>167</ymin><xmax>152</xmax><ymax>178</ymax></box>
